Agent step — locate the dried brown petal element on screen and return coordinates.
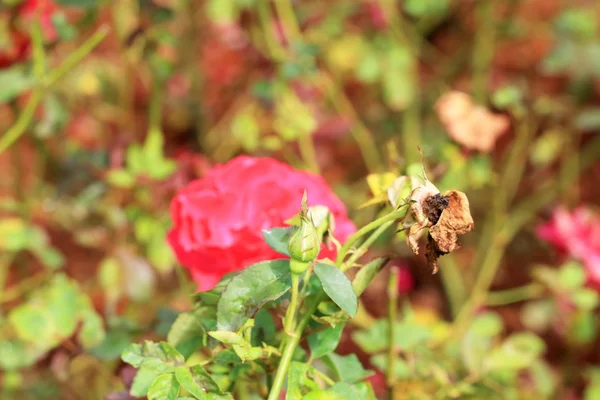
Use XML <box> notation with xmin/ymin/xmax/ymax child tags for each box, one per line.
<box><xmin>405</xmin><ymin>180</ymin><xmax>440</xmax><ymax>254</ymax></box>
<box><xmin>427</xmin><ymin>190</ymin><xmax>474</xmax><ymax>272</ymax></box>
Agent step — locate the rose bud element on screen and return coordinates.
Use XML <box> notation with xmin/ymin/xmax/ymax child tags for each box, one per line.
<box><xmin>288</xmin><ymin>192</ymin><xmax>321</xmax><ymax>274</ymax></box>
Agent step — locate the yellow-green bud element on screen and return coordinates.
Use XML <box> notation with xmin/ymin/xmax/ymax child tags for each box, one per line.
<box><xmin>287</xmin><ymin>213</ymin><xmax>320</xmax><ymax>263</ymax></box>
<box><xmin>287</xmin><ymin>191</ymin><xmax>321</xmax><ymax>271</ymax></box>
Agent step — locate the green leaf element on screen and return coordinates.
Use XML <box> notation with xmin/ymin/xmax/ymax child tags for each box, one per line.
<box><xmin>0</xmin><ymin>340</ymin><xmax>41</xmax><ymax>370</ymax></box>
<box><xmin>462</xmin><ymin>312</ymin><xmax>504</xmax><ymax>374</ymax></box>
<box><xmin>382</xmin><ymin>46</ymin><xmax>416</xmax><ymax>111</ymax></box>
<box><xmin>521</xmin><ymin>299</ymin><xmax>555</xmax><ymax>332</ymax></box>
<box><xmin>331</xmin><ymin>382</ymin><xmax>362</xmax><ymax>400</ymax></box>
<box><xmin>555</xmin><ymin>8</ymin><xmax>597</xmax><ymax>41</ymax></box>
<box><xmin>572</xmin><ymin>288</ymin><xmax>599</xmax><ymax>310</ymax></box>
<box><xmin>55</xmin><ymin>0</ymin><xmax>98</xmax><ymax>7</ymax></box>
<box><xmin>148</xmin><ymin>373</ymin><xmax>180</xmax><ymax>400</ymax></box>
<box><xmin>232</xmin><ymin>112</ymin><xmax>260</xmax><ymax>151</ymax></box>
<box><xmin>90</xmin><ymin>329</ymin><xmax>133</xmax><ymax>361</ymax></box>
<box><xmin>529</xmin><ymin>360</ymin><xmax>557</xmax><ymax>397</ymax></box>
<box><xmin>107</xmin><ymin>169</ymin><xmax>135</xmax><ymax>188</ymax></box>
<box><xmin>352</xmin><ymin>258</ymin><xmax>389</xmax><ymax>296</ymax></box>
<box><xmin>0</xmin><ymin>218</ymin><xmax>47</xmax><ymax>251</ymax></box>
<box><xmin>79</xmin><ymin>309</ymin><xmax>106</xmax><ymax>348</ymax></box>
<box><xmin>216</xmin><ymin>259</ymin><xmax>292</xmax><ymax>332</ymax></box>
<box><xmin>122</xmin><ymin>341</ymin><xmax>185</xmax><ymax>374</ymax></box>
<box><xmin>575</xmin><ymin>108</ymin><xmax>600</xmax><ymax>131</ymax></box>
<box><xmin>189</xmin><ymin>365</ymin><xmax>226</xmax><ymax>394</ymax></box>
<box><xmin>323</xmin><ymin>353</ymin><xmax>374</xmax><ymax>383</ymax></box>
<box><xmin>208</xmin><ymin>331</ymin><xmax>246</xmax><ymax>346</ymax></box>
<box><xmin>356</xmin><ymin>53</ymin><xmax>381</xmax><ymax>83</ymax></box>
<box><xmin>262</xmin><ymin>227</ymin><xmax>293</xmax><ymax>256</ymax></box>
<box><xmin>175</xmin><ymin>367</ymin><xmax>208</xmax><ymax>399</ymax></box>
<box><xmin>207</xmin><ymin>0</ymin><xmax>237</xmax><ymax>24</ymax></box>
<box><xmin>485</xmin><ymin>333</ymin><xmax>545</xmax><ymax>372</ymax></box>
<box><xmin>370</xmin><ymin>354</ymin><xmax>411</xmax><ymax>379</ymax></box>
<box><xmin>131</xmin><ymin>367</ymin><xmax>160</xmax><ymax>397</ymax></box>
<box><xmin>46</xmin><ymin>275</ymin><xmax>79</xmax><ymax>338</ymax></box>
<box><xmin>559</xmin><ymin>261</ymin><xmax>586</xmax><ymax>290</ymax></box>
<box><xmin>314</xmin><ymin>263</ymin><xmax>357</xmax><ymax>318</ymax></box>
<box><xmin>571</xmin><ymin>311</ymin><xmax>598</xmax><ymax>344</ymax></box>
<box><xmin>530</xmin><ymin>129</ymin><xmax>564</xmax><ymax>167</ymax></box>
<box><xmin>251</xmin><ymin>308</ymin><xmax>276</xmax><ymax>347</ymax></box>
<box><xmin>352</xmin><ymin>320</ymin><xmax>431</xmax><ymax>354</ymax></box>
<box><xmin>353</xmin><ymin>382</ymin><xmax>377</xmax><ymax>400</ymax></box>
<box><xmin>287</xmin><ymin>362</ymin><xmax>319</xmax><ymax>400</ymax></box>
<box><xmin>308</xmin><ymin>324</ymin><xmax>344</xmax><ymax>359</ymax></box>
<box><xmin>168</xmin><ymin>307</ymin><xmax>214</xmax><ymax>358</ymax></box>
<box><xmin>303</xmin><ymin>390</ymin><xmax>345</xmax><ymax>400</ymax></box>
<box><xmin>35</xmin><ymin>247</ymin><xmax>65</xmax><ymax>270</ymax></box>
<box><xmin>9</xmin><ymin>305</ymin><xmax>56</xmax><ymax>344</ymax></box>
<box><xmin>0</xmin><ymin>66</ymin><xmax>33</xmax><ymax>103</ymax></box>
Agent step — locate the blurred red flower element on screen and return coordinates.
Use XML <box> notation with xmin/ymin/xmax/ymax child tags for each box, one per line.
<box><xmin>537</xmin><ymin>207</ymin><xmax>600</xmax><ymax>288</ymax></box>
<box><xmin>397</xmin><ymin>265</ymin><xmax>414</xmax><ymax>295</ymax></box>
<box><xmin>167</xmin><ymin>156</ymin><xmax>356</xmax><ymax>291</ymax></box>
<box><xmin>0</xmin><ymin>0</ymin><xmax>58</xmax><ymax>68</ymax></box>
<box><xmin>19</xmin><ymin>0</ymin><xmax>59</xmax><ymax>42</ymax></box>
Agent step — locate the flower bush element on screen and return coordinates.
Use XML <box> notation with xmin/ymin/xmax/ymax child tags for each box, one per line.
<box><xmin>2</xmin><ymin>1</ymin><xmax>600</xmax><ymax>399</ymax></box>
<box><xmin>168</xmin><ymin>156</ymin><xmax>356</xmax><ymax>291</ymax></box>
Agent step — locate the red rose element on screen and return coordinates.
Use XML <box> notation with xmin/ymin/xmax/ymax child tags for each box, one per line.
<box><xmin>19</xmin><ymin>0</ymin><xmax>59</xmax><ymax>42</ymax></box>
<box><xmin>537</xmin><ymin>206</ymin><xmax>600</xmax><ymax>289</ymax></box>
<box><xmin>167</xmin><ymin>156</ymin><xmax>356</xmax><ymax>291</ymax></box>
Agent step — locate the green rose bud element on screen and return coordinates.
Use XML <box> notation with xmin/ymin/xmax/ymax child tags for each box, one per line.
<box><xmin>287</xmin><ymin>192</ymin><xmax>321</xmax><ymax>274</ymax></box>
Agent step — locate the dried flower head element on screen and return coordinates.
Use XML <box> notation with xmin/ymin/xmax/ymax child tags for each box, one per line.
<box><xmin>406</xmin><ymin>179</ymin><xmax>474</xmax><ymax>272</ymax></box>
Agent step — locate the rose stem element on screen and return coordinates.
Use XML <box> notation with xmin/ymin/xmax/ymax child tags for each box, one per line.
<box><xmin>336</xmin><ymin>207</ymin><xmax>409</xmax><ymax>268</ymax></box>
<box><xmin>0</xmin><ymin>26</ymin><xmax>110</xmax><ymax>154</ymax></box>
<box><xmin>471</xmin><ymin>0</ymin><xmax>496</xmax><ymax>103</ymax></box>
<box><xmin>386</xmin><ymin>267</ymin><xmax>399</xmax><ymax>394</ymax></box>
<box><xmin>267</xmin><ymin>207</ymin><xmax>406</xmax><ymax>400</ymax></box>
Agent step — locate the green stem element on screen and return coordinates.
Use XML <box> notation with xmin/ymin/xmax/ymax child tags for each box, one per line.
<box><xmin>45</xmin><ymin>26</ymin><xmax>110</xmax><ymax>87</ymax></box>
<box><xmin>284</xmin><ymin>273</ymin><xmax>301</xmax><ymax>331</ymax></box>
<box><xmin>298</xmin><ymin>133</ymin><xmax>320</xmax><ymax>174</ymax></box>
<box><xmin>470</xmin><ymin>117</ymin><xmax>533</xmax><ymax>279</ymax></box>
<box><xmin>0</xmin><ymin>26</ymin><xmax>109</xmax><ymax>154</ymax></box>
<box><xmin>323</xmin><ymin>73</ymin><xmax>383</xmax><ymax>172</ymax></box>
<box><xmin>386</xmin><ymin>268</ymin><xmax>399</xmax><ymax>390</ymax></box>
<box><xmin>267</xmin><ymin>295</ymin><xmax>320</xmax><ymax>400</ymax></box>
<box><xmin>257</xmin><ymin>1</ymin><xmax>286</xmax><ymax>61</ymax></box>
<box><xmin>341</xmin><ymin>220</ymin><xmax>394</xmax><ymax>272</ymax></box>
<box><xmin>310</xmin><ymin>366</ymin><xmax>335</xmax><ymax>387</ymax></box>
<box><xmin>438</xmin><ymin>254</ymin><xmax>467</xmax><ymax>318</ymax></box>
<box><xmin>471</xmin><ymin>0</ymin><xmax>496</xmax><ymax>103</ymax></box>
<box><xmin>336</xmin><ymin>207</ymin><xmax>408</xmax><ymax>267</ymax></box>
<box><xmin>486</xmin><ymin>283</ymin><xmax>544</xmax><ymax>306</ymax></box>
<box><xmin>31</xmin><ymin>20</ymin><xmax>46</xmax><ymax>80</ymax></box>
<box><xmin>268</xmin><ymin>209</ymin><xmax>403</xmax><ymax>400</ymax></box>
<box><xmin>274</xmin><ymin>0</ymin><xmax>301</xmax><ymax>41</ymax></box>
<box><xmin>452</xmin><ymin>234</ymin><xmax>508</xmax><ymax>337</ymax></box>
<box><xmin>236</xmin><ymin>380</ymin><xmax>250</xmax><ymax>400</ymax></box>
<box><xmin>149</xmin><ymin>85</ymin><xmax>163</xmax><ymax>136</ymax></box>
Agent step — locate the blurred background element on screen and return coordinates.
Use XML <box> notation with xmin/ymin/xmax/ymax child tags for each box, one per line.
<box><xmin>1</xmin><ymin>0</ymin><xmax>600</xmax><ymax>399</ymax></box>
